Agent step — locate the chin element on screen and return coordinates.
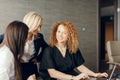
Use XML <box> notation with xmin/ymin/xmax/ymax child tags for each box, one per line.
<box><xmin>58</xmin><ymin>41</ymin><xmax>65</xmax><ymax>43</ymax></box>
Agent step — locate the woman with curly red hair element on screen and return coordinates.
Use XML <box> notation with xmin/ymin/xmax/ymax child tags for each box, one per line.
<box><xmin>40</xmin><ymin>21</ymin><xmax>108</xmax><ymax>80</ymax></box>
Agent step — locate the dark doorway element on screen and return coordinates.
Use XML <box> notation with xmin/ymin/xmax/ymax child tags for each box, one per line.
<box><xmin>99</xmin><ymin>0</ymin><xmax>116</xmax><ymax>72</ymax></box>
<box><xmin>100</xmin><ymin>16</ymin><xmax>114</xmax><ymax>60</ymax></box>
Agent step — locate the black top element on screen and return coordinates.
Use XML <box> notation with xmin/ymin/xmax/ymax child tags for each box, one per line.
<box><xmin>40</xmin><ymin>46</ymin><xmax>85</xmax><ymax>80</ymax></box>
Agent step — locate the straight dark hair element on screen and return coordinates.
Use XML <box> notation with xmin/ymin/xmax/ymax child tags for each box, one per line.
<box><xmin>1</xmin><ymin>21</ymin><xmax>29</xmax><ymax>80</ymax></box>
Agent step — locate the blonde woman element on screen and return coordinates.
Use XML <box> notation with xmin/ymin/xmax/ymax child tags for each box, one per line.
<box><xmin>21</xmin><ymin>11</ymin><xmax>48</xmax><ymax>80</ymax></box>
<box><xmin>40</xmin><ymin>21</ymin><xmax>108</xmax><ymax>80</ymax></box>
<box><xmin>22</xmin><ymin>11</ymin><xmax>48</xmax><ymax>63</ymax></box>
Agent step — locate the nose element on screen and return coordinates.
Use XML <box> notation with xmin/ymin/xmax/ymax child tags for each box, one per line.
<box><xmin>59</xmin><ymin>32</ymin><xmax>63</xmax><ymax>37</ymax></box>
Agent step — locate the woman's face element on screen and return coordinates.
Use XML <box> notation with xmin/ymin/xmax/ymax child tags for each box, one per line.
<box><xmin>32</xmin><ymin>27</ymin><xmax>41</xmax><ymax>35</ymax></box>
<box><xmin>32</xmin><ymin>24</ymin><xmax>42</xmax><ymax>36</ymax></box>
<box><xmin>56</xmin><ymin>24</ymin><xmax>69</xmax><ymax>44</ymax></box>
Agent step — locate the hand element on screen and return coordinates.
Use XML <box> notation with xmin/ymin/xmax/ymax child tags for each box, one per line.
<box><xmin>27</xmin><ymin>74</ymin><xmax>36</xmax><ymax>80</ymax></box>
<box><xmin>94</xmin><ymin>72</ymin><xmax>108</xmax><ymax>78</ymax></box>
<box><xmin>32</xmin><ymin>58</ymin><xmax>37</xmax><ymax>63</ymax></box>
<box><xmin>73</xmin><ymin>73</ymin><xmax>89</xmax><ymax>80</ymax></box>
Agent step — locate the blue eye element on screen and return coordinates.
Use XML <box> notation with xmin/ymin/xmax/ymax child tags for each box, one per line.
<box><xmin>57</xmin><ymin>31</ymin><xmax>60</xmax><ymax>33</ymax></box>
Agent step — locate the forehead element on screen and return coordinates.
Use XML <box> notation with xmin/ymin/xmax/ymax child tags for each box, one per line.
<box><xmin>57</xmin><ymin>24</ymin><xmax>68</xmax><ymax>31</ymax></box>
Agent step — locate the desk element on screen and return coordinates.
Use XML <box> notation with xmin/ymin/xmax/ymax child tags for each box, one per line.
<box><xmin>90</xmin><ymin>77</ymin><xmax>106</xmax><ymax>80</ymax></box>
<box><xmin>90</xmin><ymin>77</ymin><xmax>119</xmax><ymax>80</ymax></box>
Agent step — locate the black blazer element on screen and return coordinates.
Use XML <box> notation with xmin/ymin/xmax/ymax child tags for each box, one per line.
<box><xmin>31</xmin><ymin>33</ymin><xmax>48</xmax><ymax>62</ymax></box>
<box><xmin>0</xmin><ymin>34</ymin><xmax>4</xmax><ymax>43</ymax></box>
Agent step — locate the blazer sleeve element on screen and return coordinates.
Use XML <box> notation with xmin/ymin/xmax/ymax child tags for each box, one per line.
<box><xmin>0</xmin><ymin>34</ymin><xmax>4</xmax><ymax>44</ymax></box>
<box><xmin>35</xmin><ymin>33</ymin><xmax>48</xmax><ymax>62</ymax></box>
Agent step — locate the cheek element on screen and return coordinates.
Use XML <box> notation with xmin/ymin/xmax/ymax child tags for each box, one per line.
<box><xmin>32</xmin><ymin>30</ymin><xmax>38</xmax><ymax>35</ymax></box>
<box><xmin>56</xmin><ymin>33</ymin><xmax>59</xmax><ymax>39</ymax></box>
<box><xmin>64</xmin><ymin>35</ymin><xmax>68</xmax><ymax>40</ymax></box>
<box><xmin>38</xmin><ymin>28</ymin><xmax>41</xmax><ymax>32</ymax></box>
<box><xmin>56</xmin><ymin>32</ymin><xmax>60</xmax><ymax>37</ymax></box>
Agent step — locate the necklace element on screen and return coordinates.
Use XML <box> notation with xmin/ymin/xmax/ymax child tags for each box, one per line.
<box><xmin>57</xmin><ymin>46</ymin><xmax>66</xmax><ymax>57</ymax></box>
<box><xmin>59</xmin><ymin>46</ymin><xmax>64</xmax><ymax>52</ymax></box>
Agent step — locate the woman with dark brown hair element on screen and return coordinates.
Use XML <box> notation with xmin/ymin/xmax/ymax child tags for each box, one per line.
<box><xmin>40</xmin><ymin>21</ymin><xmax>108</xmax><ymax>80</ymax></box>
<box><xmin>0</xmin><ymin>21</ymin><xmax>28</xmax><ymax>80</ymax></box>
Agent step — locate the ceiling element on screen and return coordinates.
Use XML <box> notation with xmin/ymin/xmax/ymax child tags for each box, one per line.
<box><xmin>100</xmin><ymin>0</ymin><xmax>114</xmax><ymax>8</ymax></box>
<box><xmin>100</xmin><ymin>0</ymin><xmax>114</xmax><ymax>16</ymax></box>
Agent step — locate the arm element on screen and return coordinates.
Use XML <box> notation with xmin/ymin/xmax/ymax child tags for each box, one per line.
<box><xmin>74</xmin><ymin>50</ymin><xmax>108</xmax><ymax>78</ymax></box>
<box><xmin>27</xmin><ymin>74</ymin><xmax>36</xmax><ymax>80</ymax></box>
<box><xmin>77</xmin><ymin>65</ymin><xmax>108</xmax><ymax>78</ymax></box>
<box><xmin>48</xmin><ymin>69</ymin><xmax>72</xmax><ymax>80</ymax></box>
<box><xmin>0</xmin><ymin>70</ymin><xmax>9</xmax><ymax>80</ymax></box>
<box><xmin>48</xmin><ymin>68</ymin><xmax>89</xmax><ymax>80</ymax></box>
<box><xmin>0</xmin><ymin>49</ymin><xmax>13</xmax><ymax>80</ymax></box>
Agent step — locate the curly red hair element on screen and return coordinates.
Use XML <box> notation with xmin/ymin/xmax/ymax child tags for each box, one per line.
<box><xmin>50</xmin><ymin>21</ymin><xmax>79</xmax><ymax>53</ymax></box>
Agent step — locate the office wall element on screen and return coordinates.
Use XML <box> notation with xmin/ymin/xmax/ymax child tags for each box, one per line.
<box><xmin>118</xmin><ymin>0</ymin><xmax>120</xmax><ymax>40</ymax></box>
<box><xmin>0</xmin><ymin>0</ymin><xmax>99</xmax><ymax>71</ymax></box>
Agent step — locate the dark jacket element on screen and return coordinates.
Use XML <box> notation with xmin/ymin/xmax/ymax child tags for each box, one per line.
<box><xmin>0</xmin><ymin>34</ymin><xmax>4</xmax><ymax>43</ymax></box>
<box><xmin>31</xmin><ymin>33</ymin><xmax>48</xmax><ymax>62</ymax></box>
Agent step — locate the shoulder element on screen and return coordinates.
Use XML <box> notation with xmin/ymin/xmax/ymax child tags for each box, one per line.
<box><xmin>34</xmin><ymin>33</ymin><xmax>44</xmax><ymax>42</ymax></box>
<box><xmin>0</xmin><ymin>45</ymin><xmax>14</xmax><ymax>67</ymax></box>
<box><xmin>0</xmin><ymin>45</ymin><xmax>14</xmax><ymax>60</ymax></box>
<box><xmin>76</xmin><ymin>49</ymin><xmax>81</xmax><ymax>53</ymax></box>
<box><xmin>34</xmin><ymin>33</ymin><xmax>44</xmax><ymax>41</ymax></box>
<box><xmin>44</xmin><ymin>46</ymin><xmax>53</xmax><ymax>51</ymax></box>
<box><xmin>0</xmin><ymin>34</ymin><xmax>4</xmax><ymax>43</ymax></box>
<box><xmin>43</xmin><ymin>46</ymin><xmax>56</xmax><ymax>55</ymax></box>
<box><xmin>0</xmin><ymin>34</ymin><xmax>4</xmax><ymax>37</ymax></box>
<box><xmin>38</xmin><ymin>33</ymin><xmax>43</xmax><ymax>38</ymax></box>
<box><xmin>72</xmin><ymin>49</ymin><xmax>83</xmax><ymax>56</ymax></box>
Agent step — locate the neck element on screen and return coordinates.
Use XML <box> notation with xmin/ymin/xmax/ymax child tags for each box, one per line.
<box><xmin>57</xmin><ymin>42</ymin><xmax>67</xmax><ymax>57</ymax></box>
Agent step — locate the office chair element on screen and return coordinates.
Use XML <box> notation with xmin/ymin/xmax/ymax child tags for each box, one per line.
<box><xmin>106</xmin><ymin>41</ymin><xmax>120</xmax><ymax>80</ymax></box>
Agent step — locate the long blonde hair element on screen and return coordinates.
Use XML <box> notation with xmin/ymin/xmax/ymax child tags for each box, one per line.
<box><xmin>50</xmin><ymin>21</ymin><xmax>79</xmax><ymax>53</ymax></box>
<box><xmin>23</xmin><ymin>11</ymin><xmax>42</xmax><ymax>40</ymax></box>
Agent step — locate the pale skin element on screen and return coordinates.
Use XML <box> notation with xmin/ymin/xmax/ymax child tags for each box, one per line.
<box><xmin>48</xmin><ymin>24</ymin><xmax>108</xmax><ymax>80</ymax></box>
<box><xmin>27</xmin><ymin>74</ymin><xmax>36</xmax><ymax>80</ymax></box>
